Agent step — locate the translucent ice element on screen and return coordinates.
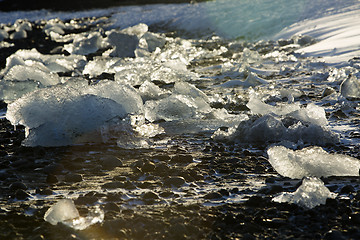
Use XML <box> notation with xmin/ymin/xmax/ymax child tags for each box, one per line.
<box><xmin>267</xmin><ymin>146</ymin><xmax>360</xmax><ymax>179</ymax></box>
<box><xmin>340</xmin><ymin>74</ymin><xmax>360</xmax><ymax>99</ymax></box>
<box><xmin>105</xmin><ymin>30</ymin><xmax>139</xmax><ymax>58</ymax></box>
<box><xmin>6</xmin><ymin>80</ymin><xmax>143</xmax><ymax>146</ymax></box>
<box><xmin>44</xmin><ymin>199</ymin><xmax>104</xmax><ymax>230</ymax></box>
<box><xmin>247</xmin><ymin>95</ymin><xmax>328</xmax><ymax>126</ymax></box>
<box><xmin>64</xmin><ymin>32</ymin><xmax>106</xmax><ymax>55</ymax></box>
<box><xmin>227</xmin><ymin>114</ymin><xmax>338</xmax><ymax>145</ymax></box>
<box><xmin>272</xmin><ymin>177</ymin><xmax>336</xmax><ymax>209</ymax></box>
<box><xmin>144</xmin><ymin>82</ymin><xmax>211</xmax><ymax>122</ymax></box>
<box><xmin>44</xmin><ymin>199</ymin><xmax>80</xmax><ymax>226</ymax></box>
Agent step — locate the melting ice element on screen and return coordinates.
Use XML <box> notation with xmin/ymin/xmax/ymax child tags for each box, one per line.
<box><xmin>272</xmin><ymin>177</ymin><xmax>336</xmax><ymax>209</ymax></box>
<box><xmin>267</xmin><ymin>146</ymin><xmax>360</xmax><ymax>179</ymax></box>
<box><xmin>44</xmin><ymin>199</ymin><xmax>104</xmax><ymax>230</ymax></box>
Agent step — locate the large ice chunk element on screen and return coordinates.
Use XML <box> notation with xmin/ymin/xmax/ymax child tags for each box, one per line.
<box><xmin>267</xmin><ymin>145</ymin><xmax>360</xmax><ymax>179</ymax></box>
<box><xmin>272</xmin><ymin>177</ymin><xmax>336</xmax><ymax>209</ymax></box>
<box><xmin>44</xmin><ymin>199</ymin><xmax>104</xmax><ymax>230</ymax></box>
<box><xmin>6</xmin><ymin>80</ymin><xmax>143</xmax><ymax>146</ymax></box>
<box><xmin>44</xmin><ymin>199</ymin><xmax>80</xmax><ymax>225</ymax></box>
<box><xmin>105</xmin><ymin>30</ymin><xmax>139</xmax><ymax>58</ymax></box>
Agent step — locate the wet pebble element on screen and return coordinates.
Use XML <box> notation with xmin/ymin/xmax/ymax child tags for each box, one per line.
<box><xmin>141</xmin><ymin>161</ymin><xmax>156</xmax><ymax>172</ymax></box>
<box><xmin>46</xmin><ymin>174</ymin><xmax>58</xmax><ymax>184</ymax></box>
<box><xmin>9</xmin><ymin>182</ymin><xmax>27</xmax><ymax>191</ymax></box>
<box><xmin>101</xmin><ymin>156</ymin><xmax>123</xmax><ymax>170</ymax></box>
<box><xmin>14</xmin><ymin>189</ymin><xmax>30</xmax><ymax>200</ymax></box>
<box><xmin>104</xmin><ymin>202</ymin><xmax>120</xmax><ymax>212</ymax></box>
<box><xmin>142</xmin><ymin>191</ymin><xmax>159</xmax><ymax>200</ymax></box>
<box><xmin>171</xmin><ymin>154</ymin><xmax>193</xmax><ymax>164</ymax></box>
<box><xmin>164</xmin><ymin>176</ymin><xmax>186</xmax><ymax>187</ymax></box>
<box><xmin>340</xmin><ymin>185</ymin><xmax>355</xmax><ymax>194</ymax></box>
<box><xmin>203</xmin><ymin>192</ymin><xmax>223</xmax><ymax>200</ymax></box>
<box><xmin>43</xmin><ymin>163</ymin><xmax>64</xmax><ymax>174</ymax></box>
<box><xmin>64</xmin><ymin>173</ymin><xmax>83</xmax><ymax>183</ymax></box>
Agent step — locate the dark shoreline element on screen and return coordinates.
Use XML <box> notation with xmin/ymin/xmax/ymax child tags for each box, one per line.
<box><xmin>0</xmin><ymin>0</ymin><xmax>209</xmax><ymax>12</ymax></box>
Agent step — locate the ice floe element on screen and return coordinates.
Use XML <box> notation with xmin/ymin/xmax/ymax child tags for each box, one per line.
<box><xmin>6</xmin><ymin>80</ymin><xmax>143</xmax><ymax>146</ymax></box>
<box><xmin>272</xmin><ymin>177</ymin><xmax>336</xmax><ymax>209</ymax></box>
<box><xmin>267</xmin><ymin>146</ymin><xmax>360</xmax><ymax>179</ymax></box>
<box><xmin>44</xmin><ymin>199</ymin><xmax>104</xmax><ymax>230</ymax></box>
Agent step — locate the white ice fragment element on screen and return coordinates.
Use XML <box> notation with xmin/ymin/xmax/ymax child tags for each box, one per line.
<box><xmin>3</xmin><ymin>65</ymin><xmax>61</xmax><ymax>86</ymax></box>
<box><xmin>340</xmin><ymin>74</ymin><xmax>360</xmax><ymax>99</ymax></box>
<box><xmin>44</xmin><ymin>199</ymin><xmax>104</xmax><ymax>230</ymax></box>
<box><xmin>64</xmin><ymin>32</ymin><xmax>105</xmax><ymax>55</ymax></box>
<box><xmin>279</xmin><ymin>88</ymin><xmax>303</xmax><ymax>99</ymax></box>
<box><xmin>267</xmin><ymin>145</ymin><xmax>360</xmax><ymax>179</ymax></box>
<box><xmin>145</xmin><ymin>95</ymin><xmax>198</xmax><ymax>122</ymax></box>
<box><xmin>246</xmin><ymin>95</ymin><xmax>328</xmax><ymax>126</ymax></box>
<box><xmin>217</xmin><ymin>72</ymin><xmax>268</xmax><ymax>88</ymax></box>
<box><xmin>228</xmin><ymin>115</ymin><xmax>338</xmax><ymax>145</ymax></box>
<box><xmin>246</xmin><ymin>94</ymin><xmax>300</xmax><ymax>116</ymax></box>
<box><xmin>272</xmin><ymin>177</ymin><xmax>336</xmax><ymax>209</ymax></box>
<box><xmin>6</xmin><ymin>80</ymin><xmax>143</xmax><ymax>146</ymax></box>
<box><xmin>142</xmin><ymin>32</ymin><xmax>166</xmax><ymax>52</ymax></box>
<box><xmin>139</xmin><ymin>80</ymin><xmax>169</xmax><ymax>101</ymax></box>
<box><xmin>106</xmin><ymin>30</ymin><xmax>139</xmax><ymax>58</ymax></box>
<box><xmin>120</xmin><ymin>23</ymin><xmax>148</xmax><ymax>38</ymax></box>
<box><xmin>44</xmin><ymin>199</ymin><xmax>80</xmax><ymax>226</ymax></box>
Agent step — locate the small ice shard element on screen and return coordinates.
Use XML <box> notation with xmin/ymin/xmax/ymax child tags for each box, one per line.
<box><xmin>272</xmin><ymin>177</ymin><xmax>336</xmax><ymax>209</ymax></box>
<box><xmin>44</xmin><ymin>199</ymin><xmax>104</xmax><ymax>230</ymax></box>
<box><xmin>243</xmin><ymin>72</ymin><xmax>269</xmax><ymax>86</ymax></box>
<box><xmin>340</xmin><ymin>74</ymin><xmax>360</xmax><ymax>99</ymax></box>
<box><xmin>267</xmin><ymin>146</ymin><xmax>360</xmax><ymax>179</ymax></box>
<box><xmin>44</xmin><ymin>199</ymin><xmax>80</xmax><ymax>226</ymax></box>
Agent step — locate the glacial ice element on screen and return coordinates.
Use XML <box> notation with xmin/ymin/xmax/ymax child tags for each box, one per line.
<box><xmin>44</xmin><ymin>199</ymin><xmax>104</xmax><ymax>230</ymax></box>
<box><xmin>340</xmin><ymin>74</ymin><xmax>360</xmax><ymax>99</ymax></box>
<box><xmin>6</xmin><ymin>80</ymin><xmax>143</xmax><ymax>146</ymax></box>
<box><xmin>64</xmin><ymin>32</ymin><xmax>106</xmax><ymax>55</ymax></box>
<box><xmin>144</xmin><ymin>82</ymin><xmax>211</xmax><ymax>122</ymax></box>
<box><xmin>246</xmin><ymin>95</ymin><xmax>328</xmax><ymax>126</ymax></box>
<box><xmin>44</xmin><ymin>199</ymin><xmax>80</xmax><ymax>225</ymax></box>
<box><xmin>105</xmin><ymin>30</ymin><xmax>139</xmax><ymax>58</ymax></box>
<box><xmin>0</xmin><ymin>49</ymin><xmax>86</xmax><ymax>101</ymax></box>
<box><xmin>267</xmin><ymin>146</ymin><xmax>360</xmax><ymax>179</ymax></box>
<box><xmin>272</xmin><ymin>177</ymin><xmax>336</xmax><ymax>209</ymax></box>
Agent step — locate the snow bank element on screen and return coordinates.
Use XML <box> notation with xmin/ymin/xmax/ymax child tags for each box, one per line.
<box><xmin>267</xmin><ymin>146</ymin><xmax>360</xmax><ymax>179</ymax></box>
<box><xmin>272</xmin><ymin>177</ymin><xmax>336</xmax><ymax>209</ymax></box>
<box><xmin>276</xmin><ymin>5</ymin><xmax>360</xmax><ymax>64</ymax></box>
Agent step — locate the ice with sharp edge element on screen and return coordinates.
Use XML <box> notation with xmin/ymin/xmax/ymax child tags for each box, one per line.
<box><xmin>267</xmin><ymin>145</ymin><xmax>360</xmax><ymax>179</ymax></box>
<box><xmin>44</xmin><ymin>199</ymin><xmax>104</xmax><ymax>230</ymax></box>
<box><xmin>272</xmin><ymin>177</ymin><xmax>336</xmax><ymax>209</ymax></box>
